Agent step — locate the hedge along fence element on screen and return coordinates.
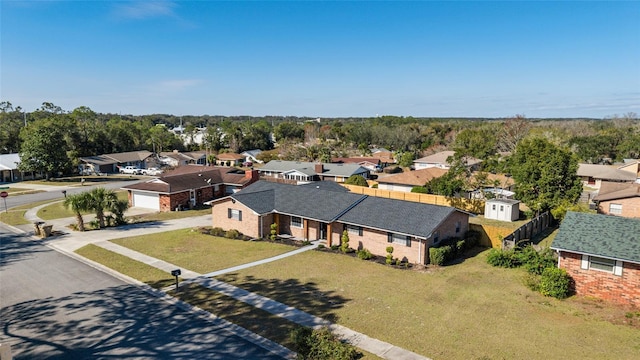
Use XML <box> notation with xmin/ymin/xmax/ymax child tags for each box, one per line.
<box><xmin>500</xmin><ymin>212</ymin><xmax>552</xmax><ymax>249</ymax></box>
<box><xmin>341</xmin><ymin>184</ymin><xmax>485</xmax><ymax>214</ymax></box>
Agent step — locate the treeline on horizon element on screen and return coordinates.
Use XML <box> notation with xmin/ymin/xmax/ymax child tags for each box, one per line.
<box><xmin>1</xmin><ymin>101</ymin><xmax>638</xmax><ymax>167</ymax></box>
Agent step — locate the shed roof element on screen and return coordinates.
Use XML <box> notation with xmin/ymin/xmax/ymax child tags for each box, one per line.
<box><xmin>550</xmin><ymin>211</ymin><xmax>640</xmax><ymax>264</ymax></box>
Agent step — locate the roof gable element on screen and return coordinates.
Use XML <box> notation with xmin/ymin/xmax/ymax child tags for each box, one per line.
<box><xmin>551</xmin><ymin>212</ymin><xmax>640</xmax><ymax>264</ymax></box>
<box><xmin>377</xmin><ymin>168</ymin><xmax>448</xmax><ymax>186</ymax></box>
<box><xmin>593</xmin><ymin>181</ymin><xmax>640</xmax><ymax>201</ymax></box>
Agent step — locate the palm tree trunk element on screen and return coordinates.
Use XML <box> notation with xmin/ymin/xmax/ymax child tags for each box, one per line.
<box><xmin>75</xmin><ymin>212</ymin><xmax>85</xmax><ymax>232</ymax></box>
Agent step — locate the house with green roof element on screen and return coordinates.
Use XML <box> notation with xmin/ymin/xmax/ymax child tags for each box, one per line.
<box><xmin>210</xmin><ymin>181</ymin><xmax>470</xmax><ymax>265</ymax></box>
<box><xmin>550</xmin><ymin>211</ymin><xmax>640</xmax><ymax>307</ymax></box>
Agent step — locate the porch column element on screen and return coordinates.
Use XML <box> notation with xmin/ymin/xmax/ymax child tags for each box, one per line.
<box><xmin>274</xmin><ymin>213</ymin><xmax>279</xmax><ymax>233</ymax></box>
<box><xmin>303</xmin><ymin>219</ymin><xmax>309</xmax><ymax>240</ymax></box>
<box><xmin>327</xmin><ymin>223</ymin><xmax>333</xmax><ymax>246</ymax></box>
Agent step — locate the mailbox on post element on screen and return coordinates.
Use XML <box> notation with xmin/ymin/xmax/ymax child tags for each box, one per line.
<box><xmin>171</xmin><ymin>269</ymin><xmax>181</xmax><ymax>291</ymax></box>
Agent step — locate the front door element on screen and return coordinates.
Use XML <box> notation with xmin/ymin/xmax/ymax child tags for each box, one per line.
<box><xmin>319</xmin><ymin>223</ymin><xmax>327</xmax><ymax>240</ymax></box>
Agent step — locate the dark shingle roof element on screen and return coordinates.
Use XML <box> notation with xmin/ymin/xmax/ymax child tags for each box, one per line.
<box><xmin>233</xmin><ymin>181</ymin><xmax>365</xmax><ymax>221</ymax></box>
<box><xmin>338</xmin><ymin>196</ymin><xmax>456</xmax><ymax>238</ymax></box>
<box><xmin>233</xmin><ymin>181</ymin><xmax>464</xmax><ymax>237</ymax></box>
<box><xmin>551</xmin><ymin>211</ymin><xmax>640</xmax><ymax>264</ymax></box>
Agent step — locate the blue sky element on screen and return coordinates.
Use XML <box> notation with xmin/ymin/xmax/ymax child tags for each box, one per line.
<box><xmin>1</xmin><ymin>1</ymin><xmax>639</xmax><ymax>118</ymax></box>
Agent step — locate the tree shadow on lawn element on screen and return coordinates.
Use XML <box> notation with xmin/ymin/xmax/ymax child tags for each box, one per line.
<box><xmin>215</xmin><ymin>274</ymin><xmax>350</xmax><ymax>323</ymax></box>
<box><xmin>1</xmin><ymin>284</ymin><xmax>283</xmax><ymax>359</ymax></box>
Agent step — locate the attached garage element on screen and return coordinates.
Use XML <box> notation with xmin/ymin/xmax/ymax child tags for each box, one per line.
<box><xmin>131</xmin><ymin>191</ymin><xmax>160</xmax><ymax>211</ymax></box>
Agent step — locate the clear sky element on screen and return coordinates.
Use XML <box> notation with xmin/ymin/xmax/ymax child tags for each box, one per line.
<box><xmin>1</xmin><ymin>0</ymin><xmax>639</xmax><ymax>118</ymax></box>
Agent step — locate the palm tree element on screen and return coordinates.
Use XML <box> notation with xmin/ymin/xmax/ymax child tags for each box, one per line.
<box><xmin>88</xmin><ymin>187</ymin><xmax>119</xmax><ymax>228</ymax></box>
<box><xmin>63</xmin><ymin>192</ymin><xmax>91</xmax><ymax>231</ymax></box>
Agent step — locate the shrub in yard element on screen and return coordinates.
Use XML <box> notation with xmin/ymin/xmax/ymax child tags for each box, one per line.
<box><xmin>539</xmin><ymin>267</ymin><xmax>572</xmax><ymax>299</ymax></box>
<box><xmin>518</xmin><ymin>246</ymin><xmax>556</xmax><ymax>275</ymax></box>
<box><xmin>486</xmin><ymin>248</ymin><xmax>521</xmax><ymax>268</ymax></box>
<box><xmin>456</xmin><ymin>239</ymin><xmax>466</xmax><ymax>254</ymax></box>
<box><xmin>464</xmin><ymin>230</ymin><xmax>481</xmax><ymax>249</ymax></box>
<box><xmin>356</xmin><ymin>248</ymin><xmax>373</xmax><ymax>260</ymax></box>
<box><xmin>429</xmin><ymin>246</ymin><xmax>452</xmax><ymax>266</ymax></box>
<box><xmin>341</xmin><ymin>230</ymin><xmax>350</xmax><ymax>253</ymax></box>
<box><xmin>522</xmin><ymin>272</ymin><xmax>541</xmax><ymax>292</ymax></box>
<box><xmin>225</xmin><ymin>229</ymin><xmax>241</xmax><ymax>239</ymax></box>
<box><xmin>385</xmin><ymin>246</ymin><xmax>394</xmax><ymax>265</ymax></box>
<box><xmin>330</xmin><ymin>245</ymin><xmax>340</xmax><ymax>251</ymax></box>
<box><xmin>211</xmin><ymin>227</ymin><xmax>226</xmax><ymax>236</ymax></box>
<box><xmin>270</xmin><ymin>223</ymin><xmax>278</xmax><ymax>241</ymax></box>
<box><xmin>290</xmin><ymin>326</ymin><xmax>360</xmax><ymax>360</ymax></box>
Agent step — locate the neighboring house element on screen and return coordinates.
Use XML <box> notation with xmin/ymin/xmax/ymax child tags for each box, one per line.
<box><xmin>122</xmin><ymin>165</ymin><xmax>259</xmax><ymax>212</ymax></box>
<box><xmin>484</xmin><ymin>199</ymin><xmax>520</xmax><ymax>222</ymax></box>
<box><xmin>550</xmin><ymin>211</ymin><xmax>640</xmax><ymax>307</ymax></box>
<box><xmin>593</xmin><ymin>181</ymin><xmax>640</xmax><ymax>218</ymax></box>
<box><xmin>376</xmin><ymin>168</ymin><xmax>449</xmax><ymax>192</ymax></box>
<box><xmin>332</xmin><ymin>157</ymin><xmax>382</xmax><ymax>172</ymax></box>
<box><xmin>159</xmin><ymin>150</ymin><xmax>208</xmax><ymax>167</ymax></box>
<box><xmin>0</xmin><ymin>153</ymin><xmax>21</xmax><ymax>182</ymax></box>
<box><xmin>216</xmin><ymin>153</ymin><xmax>245</xmax><ymax>167</ymax></box>
<box><xmin>79</xmin><ymin>150</ymin><xmax>154</xmax><ymax>175</ymax></box>
<box><xmin>413</xmin><ymin>151</ymin><xmax>482</xmax><ymax>170</ymax></box>
<box><xmin>577</xmin><ymin>164</ymin><xmax>637</xmax><ymax>190</ymax></box>
<box><xmin>618</xmin><ymin>159</ymin><xmax>640</xmax><ymax>183</ymax></box>
<box><xmin>258</xmin><ymin>160</ymin><xmax>370</xmax><ymax>184</ymax></box>
<box><xmin>210</xmin><ymin>181</ymin><xmax>470</xmax><ymax>265</ymax></box>
<box><xmin>241</xmin><ymin>149</ymin><xmax>263</xmax><ymax>164</ymax></box>
<box><xmin>370</xmin><ymin>148</ymin><xmax>396</xmax><ymax>165</ymax></box>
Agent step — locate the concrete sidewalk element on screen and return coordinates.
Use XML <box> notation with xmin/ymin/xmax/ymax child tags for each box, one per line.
<box><xmin>21</xmin><ymin>209</ymin><xmax>432</xmax><ymax>360</ymax></box>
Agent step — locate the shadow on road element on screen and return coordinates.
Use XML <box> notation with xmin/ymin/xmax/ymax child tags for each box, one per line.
<box><xmin>0</xmin><ymin>232</ymin><xmax>47</xmax><ymax>268</ymax></box>
<box><xmin>0</xmin><ymin>284</ymin><xmax>284</xmax><ymax>359</ymax></box>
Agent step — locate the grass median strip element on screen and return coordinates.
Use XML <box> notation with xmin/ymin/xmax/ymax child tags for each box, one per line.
<box><xmin>75</xmin><ymin>244</ymin><xmax>176</xmax><ymax>289</ymax></box>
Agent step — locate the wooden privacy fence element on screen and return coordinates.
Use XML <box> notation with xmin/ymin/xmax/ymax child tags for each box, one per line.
<box><xmin>501</xmin><ymin>212</ymin><xmax>552</xmax><ymax>249</ymax></box>
<box><xmin>341</xmin><ymin>184</ymin><xmax>485</xmax><ymax>214</ymax></box>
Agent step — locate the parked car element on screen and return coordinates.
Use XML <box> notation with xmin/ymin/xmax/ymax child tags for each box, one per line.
<box><xmin>119</xmin><ymin>166</ymin><xmax>142</xmax><ymax>175</ymax></box>
<box><xmin>142</xmin><ymin>167</ymin><xmax>163</xmax><ymax>176</ymax></box>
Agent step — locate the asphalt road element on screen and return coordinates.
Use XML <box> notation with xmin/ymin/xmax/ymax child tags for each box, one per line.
<box><xmin>0</xmin><ymin>225</ymin><xmax>286</xmax><ymax>359</ymax></box>
<box><xmin>2</xmin><ymin>179</ymin><xmax>138</xmax><ymax>209</ymax></box>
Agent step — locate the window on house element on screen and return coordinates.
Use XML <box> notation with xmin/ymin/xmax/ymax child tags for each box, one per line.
<box><xmin>581</xmin><ymin>255</ymin><xmax>622</xmax><ymax>275</ymax></box>
<box><xmin>228</xmin><ymin>208</ymin><xmax>242</xmax><ymax>221</ymax></box>
<box><xmin>500</xmin><ymin>205</ymin><xmax>504</xmax><ymax>212</ymax></box>
<box><xmin>609</xmin><ymin>203</ymin><xmax>622</xmax><ymax>215</ymax></box>
<box><xmin>387</xmin><ymin>233</ymin><xmax>411</xmax><ymax>247</ymax></box>
<box><xmin>492</xmin><ymin>204</ymin><xmax>496</xmax><ymax>210</ymax></box>
<box><xmin>432</xmin><ymin>231</ymin><xmax>440</xmax><ymax>244</ymax></box>
<box><xmin>346</xmin><ymin>224</ymin><xmax>363</xmax><ymax>236</ymax></box>
<box><xmin>291</xmin><ymin>216</ymin><xmax>303</xmax><ymax>228</ymax></box>
<box><xmin>455</xmin><ymin>221</ymin><xmax>461</xmax><ymax>234</ymax></box>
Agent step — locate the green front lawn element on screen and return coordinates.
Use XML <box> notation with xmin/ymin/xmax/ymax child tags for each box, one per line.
<box><xmin>110</xmin><ymin>229</ymin><xmax>295</xmax><ymax>274</ymax></box>
<box><xmin>76</xmin><ymin>244</ymin><xmax>176</xmax><ymax>289</ymax></box>
<box><xmin>37</xmin><ymin>191</ymin><xmax>128</xmax><ymax>220</ymax></box>
<box><xmin>79</xmin><ymin>230</ymin><xmax>640</xmax><ymax>360</ymax></box>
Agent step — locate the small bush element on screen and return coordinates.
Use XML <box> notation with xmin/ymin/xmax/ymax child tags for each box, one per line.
<box><xmin>341</xmin><ymin>230</ymin><xmax>350</xmax><ymax>253</ymax></box>
<box><xmin>386</xmin><ymin>246</ymin><xmax>394</xmax><ymax>254</ymax></box>
<box><xmin>395</xmin><ymin>258</ymin><xmax>402</xmax><ymax>266</ymax></box>
<box><xmin>301</xmin><ymin>240</ymin><xmax>312</xmax><ymax>246</ymax></box>
<box><xmin>539</xmin><ymin>267</ymin><xmax>571</xmax><ymax>299</ymax></box>
<box><xmin>225</xmin><ymin>229</ymin><xmax>241</xmax><ymax>239</ymax></box>
<box><xmin>330</xmin><ymin>245</ymin><xmax>340</xmax><ymax>251</ymax></box>
<box><xmin>211</xmin><ymin>227</ymin><xmax>226</xmax><ymax>236</ymax></box>
<box><xmin>519</xmin><ymin>246</ymin><xmax>556</xmax><ymax>275</ymax></box>
<box><xmin>429</xmin><ymin>246</ymin><xmax>452</xmax><ymax>266</ymax></box>
<box><xmin>357</xmin><ymin>248</ymin><xmax>373</xmax><ymax>260</ymax></box>
<box><xmin>385</xmin><ymin>255</ymin><xmax>394</xmax><ymax>265</ymax></box>
<box><xmin>290</xmin><ymin>326</ymin><xmax>360</xmax><ymax>360</ymax></box>
<box><xmin>317</xmin><ymin>244</ymin><xmax>325</xmax><ymax>249</ymax></box>
<box><xmin>486</xmin><ymin>248</ymin><xmax>521</xmax><ymax>268</ymax></box>
<box><xmin>456</xmin><ymin>239</ymin><xmax>466</xmax><ymax>254</ymax></box>
<box><xmin>270</xmin><ymin>223</ymin><xmax>278</xmax><ymax>241</ymax></box>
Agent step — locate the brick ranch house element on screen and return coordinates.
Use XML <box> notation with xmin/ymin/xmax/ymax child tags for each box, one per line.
<box><xmin>123</xmin><ymin>165</ymin><xmax>259</xmax><ymax>212</ymax></box>
<box><xmin>593</xmin><ymin>181</ymin><xmax>640</xmax><ymax>218</ymax></box>
<box><xmin>210</xmin><ymin>181</ymin><xmax>471</xmax><ymax>265</ymax></box>
<box><xmin>551</xmin><ymin>211</ymin><xmax>640</xmax><ymax>307</ymax></box>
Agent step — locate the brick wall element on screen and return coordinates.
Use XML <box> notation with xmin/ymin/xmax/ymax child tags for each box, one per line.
<box><xmin>560</xmin><ymin>251</ymin><xmax>640</xmax><ymax>307</ymax></box>
<box><xmin>597</xmin><ymin>198</ymin><xmax>640</xmax><ymax>219</ymax></box>
<box><xmin>211</xmin><ymin>198</ymin><xmax>262</xmax><ymax>238</ymax></box>
<box><xmin>160</xmin><ymin>192</ymin><xmax>190</xmax><ymax>212</ymax></box>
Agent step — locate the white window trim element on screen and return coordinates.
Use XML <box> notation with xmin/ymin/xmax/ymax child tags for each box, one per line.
<box><xmin>609</xmin><ymin>203</ymin><xmax>622</xmax><ymax>215</ymax></box>
<box><xmin>291</xmin><ymin>216</ymin><xmax>303</xmax><ymax>228</ymax></box>
<box><xmin>581</xmin><ymin>254</ymin><xmax>622</xmax><ymax>276</ymax></box>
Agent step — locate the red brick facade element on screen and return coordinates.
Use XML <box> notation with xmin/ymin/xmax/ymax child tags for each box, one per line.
<box><xmin>210</xmin><ymin>197</ymin><xmax>469</xmax><ymax>265</ymax></box>
<box><xmin>559</xmin><ymin>251</ymin><xmax>640</xmax><ymax>307</ymax></box>
<box><xmin>597</xmin><ymin>198</ymin><xmax>640</xmax><ymax>219</ymax></box>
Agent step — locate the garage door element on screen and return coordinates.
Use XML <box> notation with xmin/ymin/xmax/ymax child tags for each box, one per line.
<box><xmin>132</xmin><ymin>192</ymin><xmax>159</xmax><ymax>211</ymax></box>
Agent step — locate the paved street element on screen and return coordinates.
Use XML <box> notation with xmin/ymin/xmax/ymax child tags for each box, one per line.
<box><xmin>0</xmin><ymin>225</ymin><xmax>289</xmax><ymax>359</ymax></box>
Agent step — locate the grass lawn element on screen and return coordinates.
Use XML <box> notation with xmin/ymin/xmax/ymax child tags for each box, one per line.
<box><xmin>110</xmin><ymin>229</ymin><xmax>296</xmax><ymax>274</ymax></box>
<box><xmin>75</xmin><ymin>244</ymin><xmax>176</xmax><ymax>289</ymax></box>
<box><xmin>213</xmin><ymin>250</ymin><xmax>640</xmax><ymax>360</ymax></box>
<box><xmin>0</xmin><ymin>199</ymin><xmax>61</xmax><ymax>226</ymax></box>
